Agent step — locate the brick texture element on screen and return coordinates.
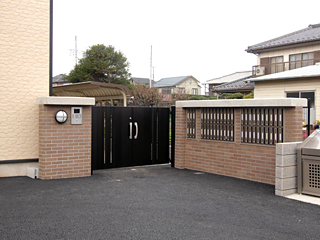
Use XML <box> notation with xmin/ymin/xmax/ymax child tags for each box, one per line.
<box><xmin>175</xmin><ymin>107</ymin><xmax>304</xmax><ymax>185</ymax></box>
<box><xmin>38</xmin><ymin>105</ymin><xmax>92</xmax><ymax>179</ymax></box>
<box><xmin>0</xmin><ymin>0</ymin><xmax>49</xmax><ymax>161</ymax></box>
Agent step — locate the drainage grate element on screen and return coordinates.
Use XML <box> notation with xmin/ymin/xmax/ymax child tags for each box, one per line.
<box><xmin>308</xmin><ymin>163</ymin><xmax>320</xmax><ymax>188</ymax></box>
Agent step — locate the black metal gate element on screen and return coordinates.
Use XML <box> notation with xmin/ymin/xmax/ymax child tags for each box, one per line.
<box><xmin>92</xmin><ymin>106</ymin><xmax>173</xmax><ymax>170</ymax></box>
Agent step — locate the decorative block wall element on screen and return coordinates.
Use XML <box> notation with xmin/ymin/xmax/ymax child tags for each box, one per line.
<box><xmin>174</xmin><ymin>99</ymin><xmax>306</xmax><ymax>185</ymax></box>
<box><xmin>38</xmin><ymin>97</ymin><xmax>94</xmax><ymax>179</ymax></box>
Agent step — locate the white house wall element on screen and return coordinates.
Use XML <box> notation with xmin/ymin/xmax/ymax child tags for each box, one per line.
<box><xmin>255</xmin><ymin>78</ymin><xmax>320</xmax><ymax>120</ymax></box>
<box><xmin>176</xmin><ymin>77</ymin><xmax>201</xmax><ymax>94</ymax></box>
<box><xmin>258</xmin><ymin>44</ymin><xmax>320</xmax><ymax>64</ymax></box>
<box><xmin>0</xmin><ymin>0</ymin><xmax>49</xmax><ymax>175</ymax></box>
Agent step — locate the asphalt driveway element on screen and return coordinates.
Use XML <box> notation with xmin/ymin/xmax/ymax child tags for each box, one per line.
<box><xmin>1</xmin><ymin>164</ymin><xmax>319</xmax><ymax>240</ymax></box>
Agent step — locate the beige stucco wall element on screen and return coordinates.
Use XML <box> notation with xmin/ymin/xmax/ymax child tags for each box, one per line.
<box><xmin>176</xmin><ymin>77</ymin><xmax>201</xmax><ymax>94</ymax></box>
<box><xmin>258</xmin><ymin>44</ymin><xmax>320</xmax><ymax>64</ymax></box>
<box><xmin>0</xmin><ymin>0</ymin><xmax>50</xmax><ymax>170</ymax></box>
<box><xmin>254</xmin><ymin>78</ymin><xmax>320</xmax><ymax>120</ymax></box>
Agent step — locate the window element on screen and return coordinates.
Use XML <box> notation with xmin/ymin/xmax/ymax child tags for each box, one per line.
<box><xmin>290</xmin><ymin>52</ymin><xmax>314</xmax><ymax>70</ymax></box>
<box><xmin>186</xmin><ymin>109</ymin><xmax>196</xmax><ymax>138</ymax></box>
<box><xmin>192</xmin><ymin>88</ymin><xmax>198</xmax><ymax>95</ymax></box>
<box><xmin>287</xmin><ymin>91</ymin><xmax>315</xmax><ymax>123</ymax></box>
<box><xmin>287</xmin><ymin>91</ymin><xmax>315</xmax><ymax>108</ymax></box>
<box><xmin>201</xmin><ymin>108</ymin><xmax>234</xmax><ymax>141</ymax></box>
<box><xmin>270</xmin><ymin>56</ymin><xmax>283</xmax><ymax>73</ymax></box>
<box><xmin>162</xmin><ymin>88</ymin><xmax>171</xmax><ymax>94</ymax></box>
<box><xmin>241</xmin><ymin>108</ymin><xmax>283</xmax><ymax>145</ymax></box>
<box><xmin>177</xmin><ymin>88</ymin><xmax>185</xmax><ymax>94</ymax></box>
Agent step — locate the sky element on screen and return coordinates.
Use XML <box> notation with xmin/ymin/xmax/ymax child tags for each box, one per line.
<box><xmin>53</xmin><ymin>0</ymin><xmax>320</xmax><ymax>86</ymax></box>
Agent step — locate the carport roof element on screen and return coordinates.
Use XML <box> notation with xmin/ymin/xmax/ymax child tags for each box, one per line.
<box><xmin>52</xmin><ymin>81</ymin><xmax>132</xmax><ymax>101</ymax></box>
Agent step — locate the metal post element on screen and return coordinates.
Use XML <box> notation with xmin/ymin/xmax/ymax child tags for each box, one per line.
<box><xmin>308</xmin><ymin>98</ymin><xmax>310</xmax><ymax>136</ymax></box>
<box><xmin>150</xmin><ymin>45</ymin><xmax>152</xmax><ymax>88</ymax></box>
<box><xmin>170</xmin><ymin>106</ymin><xmax>176</xmax><ymax>168</ymax></box>
<box><xmin>49</xmin><ymin>0</ymin><xmax>53</xmax><ymax>96</ymax></box>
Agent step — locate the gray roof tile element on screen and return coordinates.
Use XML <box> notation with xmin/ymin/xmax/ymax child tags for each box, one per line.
<box><xmin>205</xmin><ymin>71</ymin><xmax>252</xmax><ymax>84</ymax></box>
<box><xmin>153</xmin><ymin>76</ymin><xmax>195</xmax><ymax>88</ymax></box>
<box><xmin>53</xmin><ymin>74</ymin><xmax>68</xmax><ymax>83</ymax></box>
<box><xmin>246</xmin><ymin>24</ymin><xmax>320</xmax><ymax>53</ymax></box>
<box><xmin>212</xmin><ymin>78</ymin><xmax>254</xmax><ymax>92</ymax></box>
<box><xmin>131</xmin><ymin>77</ymin><xmax>154</xmax><ymax>86</ymax></box>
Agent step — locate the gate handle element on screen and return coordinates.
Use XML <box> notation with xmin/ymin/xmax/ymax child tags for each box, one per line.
<box><xmin>134</xmin><ymin>122</ymin><xmax>138</xmax><ymax>139</ymax></box>
<box><xmin>129</xmin><ymin>122</ymin><xmax>132</xmax><ymax>139</ymax></box>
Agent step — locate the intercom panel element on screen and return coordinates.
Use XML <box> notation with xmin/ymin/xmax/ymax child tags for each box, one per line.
<box><xmin>71</xmin><ymin>107</ymin><xmax>82</xmax><ymax>125</ymax></box>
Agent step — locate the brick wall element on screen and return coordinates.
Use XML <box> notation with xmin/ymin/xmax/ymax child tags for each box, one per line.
<box><xmin>175</xmin><ymin>106</ymin><xmax>304</xmax><ymax>185</ymax></box>
<box><xmin>39</xmin><ymin>105</ymin><xmax>92</xmax><ymax>179</ymax></box>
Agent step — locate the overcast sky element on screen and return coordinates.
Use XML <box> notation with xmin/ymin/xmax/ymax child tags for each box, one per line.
<box><xmin>53</xmin><ymin>0</ymin><xmax>320</xmax><ymax>84</ymax></box>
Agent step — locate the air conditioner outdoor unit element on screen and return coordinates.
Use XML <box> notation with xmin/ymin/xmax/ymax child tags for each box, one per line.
<box><xmin>256</xmin><ymin>66</ymin><xmax>265</xmax><ymax>76</ymax></box>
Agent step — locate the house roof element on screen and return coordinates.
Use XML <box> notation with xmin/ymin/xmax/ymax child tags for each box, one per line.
<box><xmin>252</xmin><ymin>63</ymin><xmax>320</xmax><ymax>82</ymax></box>
<box><xmin>53</xmin><ymin>74</ymin><xmax>68</xmax><ymax>83</ymax></box>
<box><xmin>131</xmin><ymin>77</ymin><xmax>154</xmax><ymax>86</ymax></box>
<box><xmin>212</xmin><ymin>78</ymin><xmax>254</xmax><ymax>92</ymax></box>
<box><xmin>153</xmin><ymin>76</ymin><xmax>198</xmax><ymax>88</ymax></box>
<box><xmin>205</xmin><ymin>71</ymin><xmax>252</xmax><ymax>85</ymax></box>
<box><xmin>246</xmin><ymin>24</ymin><xmax>320</xmax><ymax>53</ymax></box>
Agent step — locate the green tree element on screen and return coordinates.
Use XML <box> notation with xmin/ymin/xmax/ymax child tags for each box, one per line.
<box><xmin>65</xmin><ymin>44</ymin><xmax>131</xmax><ymax>86</ymax></box>
<box><xmin>221</xmin><ymin>93</ymin><xmax>244</xmax><ymax>99</ymax></box>
<box><xmin>244</xmin><ymin>91</ymin><xmax>254</xmax><ymax>99</ymax></box>
<box><xmin>65</xmin><ymin>64</ymin><xmax>90</xmax><ymax>83</ymax></box>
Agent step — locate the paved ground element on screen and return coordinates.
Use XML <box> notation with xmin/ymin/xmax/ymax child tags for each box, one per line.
<box><xmin>1</xmin><ymin>164</ymin><xmax>320</xmax><ymax>240</ymax></box>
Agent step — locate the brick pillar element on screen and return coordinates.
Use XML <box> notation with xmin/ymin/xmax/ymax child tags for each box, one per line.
<box><xmin>38</xmin><ymin>104</ymin><xmax>92</xmax><ymax>179</ymax></box>
<box><xmin>234</xmin><ymin>108</ymin><xmax>241</xmax><ymax>144</ymax></box>
<box><xmin>174</xmin><ymin>107</ymin><xmax>186</xmax><ymax>169</ymax></box>
<box><xmin>284</xmin><ymin>106</ymin><xmax>304</xmax><ymax>142</ymax></box>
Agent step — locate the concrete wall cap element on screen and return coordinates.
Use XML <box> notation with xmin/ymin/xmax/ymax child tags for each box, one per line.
<box><xmin>276</xmin><ymin>142</ymin><xmax>302</xmax><ymax>155</ymax></box>
<box><xmin>176</xmin><ymin>98</ymin><xmax>307</xmax><ymax>108</ymax></box>
<box><xmin>36</xmin><ymin>97</ymin><xmax>95</xmax><ymax>106</ymax></box>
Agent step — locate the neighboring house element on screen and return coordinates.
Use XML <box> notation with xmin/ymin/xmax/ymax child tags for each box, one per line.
<box><xmin>252</xmin><ymin>63</ymin><xmax>320</xmax><ymax>123</ymax></box>
<box><xmin>130</xmin><ymin>77</ymin><xmax>155</xmax><ymax>87</ymax></box>
<box><xmin>212</xmin><ymin>78</ymin><xmax>254</xmax><ymax>97</ymax></box>
<box><xmin>204</xmin><ymin>71</ymin><xmax>252</xmax><ymax>96</ymax></box>
<box><xmin>246</xmin><ymin>23</ymin><xmax>320</xmax><ymax>123</ymax></box>
<box><xmin>246</xmin><ymin>24</ymin><xmax>320</xmax><ymax>77</ymax></box>
<box><xmin>52</xmin><ymin>74</ymin><xmax>69</xmax><ymax>86</ymax></box>
<box><xmin>153</xmin><ymin>76</ymin><xmax>201</xmax><ymax>102</ymax></box>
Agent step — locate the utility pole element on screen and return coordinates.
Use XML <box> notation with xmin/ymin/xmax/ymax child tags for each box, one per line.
<box><xmin>150</xmin><ymin>45</ymin><xmax>152</xmax><ymax>88</ymax></box>
<box><xmin>69</xmin><ymin>35</ymin><xmax>79</xmax><ymax>67</ymax></box>
<box><xmin>75</xmin><ymin>35</ymin><xmax>78</xmax><ymax>66</ymax></box>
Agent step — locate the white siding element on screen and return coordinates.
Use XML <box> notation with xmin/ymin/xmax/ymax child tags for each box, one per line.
<box><xmin>176</xmin><ymin>77</ymin><xmax>201</xmax><ymax>95</ymax></box>
<box><xmin>259</xmin><ymin>44</ymin><xmax>320</xmax><ymax>63</ymax></box>
<box><xmin>255</xmin><ymin>78</ymin><xmax>320</xmax><ymax>120</ymax></box>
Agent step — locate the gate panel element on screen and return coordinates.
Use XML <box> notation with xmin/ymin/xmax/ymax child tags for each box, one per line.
<box><xmin>91</xmin><ymin>107</ymin><xmax>105</xmax><ymax>170</ymax></box>
<box><xmin>111</xmin><ymin>107</ymin><xmax>133</xmax><ymax>168</ymax></box>
<box><xmin>92</xmin><ymin>106</ymin><xmax>171</xmax><ymax>170</ymax></box>
<box><xmin>104</xmin><ymin>107</ymin><xmax>111</xmax><ymax>168</ymax></box>
<box><xmin>157</xmin><ymin>108</ymin><xmax>170</xmax><ymax>164</ymax></box>
<box><xmin>132</xmin><ymin>108</ymin><xmax>153</xmax><ymax>166</ymax></box>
